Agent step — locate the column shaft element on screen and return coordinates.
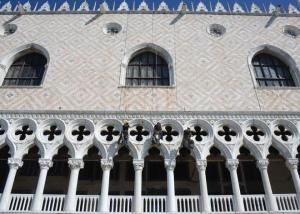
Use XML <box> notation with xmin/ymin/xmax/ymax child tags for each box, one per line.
<box><xmin>165</xmin><ymin>159</ymin><xmax>176</xmax><ymax>213</ymax></box>
<box><xmin>31</xmin><ymin>159</ymin><xmax>53</xmax><ymax>211</ymax></box>
<box><xmin>64</xmin><ymin>159</ymin><xmax>84</xmax><ymax>212</ymax></box>
<box><xmin>226</xmin><ymin>159</ymin><xmax>244</xmax><ymax>212</ymax></box>
<box><xmin>0</xmin><ymin>158</ymin><xmax>23</xmax><ymax>211</ymax></box>
<box><xmin>133</xmin><ymin>160</ymin><xmax>144</xmax><ymax>213</ymax></box>
<box><xmin>257</xmin><ymin>159</ymin><xmax>278</xmax><ymax>211</ymax></box>
<box><xmin>286</xmin><ymin>159</ymin><xmax>300</xmax><ymax>203</ymax></box>
<box><xmin>197</xmin><ymin>160</ymin><xmax>210</xmax><ymax>212</ymax></box>
<box><xmin>99</xmin><ymin>159</ymin><xmax>113</xmax><ymax>212</ymax></box>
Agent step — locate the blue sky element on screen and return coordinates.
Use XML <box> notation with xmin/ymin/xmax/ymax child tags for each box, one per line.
<box><xmin>2</xmin><ymin>0</ymin><xmax>299</xmax><ymax>11</ymax></box>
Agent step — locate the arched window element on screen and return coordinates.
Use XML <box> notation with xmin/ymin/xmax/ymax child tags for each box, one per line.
<box><xmin>2</xmin><ymin>52</ymin><xmax>47</xmax><ymax>86</ymax></box>
<box><xmin>252</xmin><ymin>53</ymin><xmax>295</xmax><ymax>87</ymax></box>
<box><xmin>126</xmin><ymin>51</ymin><xmax>170</xmax><ymax>86</ymax></box>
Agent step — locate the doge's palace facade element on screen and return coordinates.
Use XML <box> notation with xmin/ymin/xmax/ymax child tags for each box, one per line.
<box><xmin>0</xmin><ymin>1</ymin><xmax>299</xmax><ymax>213</ymax></box>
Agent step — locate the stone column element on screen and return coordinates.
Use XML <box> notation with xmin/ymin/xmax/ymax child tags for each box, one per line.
<box><xmin>64</xmin><ymin>158</ymin><xmax>84</xmax><ymax>212</ymax></box>
<box><xmin>99</xmin><ymin>159</ymin><xmax>113</xmax><ymax>212</ymax></box>
<box><xmin>0</xmin><ymin>158</ymin><xmax>23</xmax><ymax>211</ymax></box>
<box><xmin>31</xmin><ymin>159</ymin><xmax>53</xmax><ymax>211</ymax></box>
<box><xmin>226</xmin><ymin>159</ymin><xmax>244</xmax><ymax>212</ymax></box>
<box><xmin>165</xmin><ymin>159</ymin><xmax>177</xmax><ymax>213</ymax></box>
<box><xmin>133</xmin><ymin>159</ymin><xmax>144</xmax><ymax>213</ymax></box>
<box><xmin>196</xmin><ymin>160</ymin><xmax>210</xmax><ymax>212</ymax></box>
<box><xmin>286</xmin><ymin>159</ymin><xmax>300</xmax><ymax>203</ymax></box>
<box><xmin>257</xmin><ymin>159</ymin><xmax>278</xmax><ymax>211</ymax></box>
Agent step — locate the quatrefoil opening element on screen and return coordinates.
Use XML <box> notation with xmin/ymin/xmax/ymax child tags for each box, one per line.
<box><xmin>162</xmin><ymin>126</ymin><xmax>179</xmax><ymax>142</ymax></box>
<box><xmin>191</xmin><ymin>126</ymin><xmax>208</xmax><ymax>142</ymax></box>
<box><xmin>246</xmin><ymin>126</ymin><xmax>265</xmax><ymax>142</ymax></box>
<box><xmin>101</xmin><ymin>126</ymin><xmax>120</xmax><ymax>141</ymax></box>
<box><xmin>43</xmin><ymin>125</ymin><xmax>62</xmax><ymax>141</ymax></box>
<box><xmin>274</xmin><ymin>125</ymin><xmax>292</xmax><ymax>142</ymax></box>
<box><xmin>218</xmin><ymin>125</ymin><xmax>237</xmax><ymax>142</ymax></box>
<box><xmin>72</xmin><ymin>125</ymin><xmax>91</xmax><ymax>141</ymax></box>
<box><xmin>15</xmin><ymin>125</ymin><xmax>33</xmax><ymax>141</ymax></box>
<box><xmin>130</xmin><ymin>125</ymin><xmax>149</xmax><ymax>141</ymax></box>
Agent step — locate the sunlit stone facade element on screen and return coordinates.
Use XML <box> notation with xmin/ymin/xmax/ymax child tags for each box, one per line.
<box><xmin>0</xmin><ymin>1</ymin><xmax>299</xmax><ymax>213</ymax></box>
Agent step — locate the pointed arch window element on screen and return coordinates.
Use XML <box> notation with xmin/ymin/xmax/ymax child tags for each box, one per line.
<box><xmin>252</xmin><ymin>53</ymin><xmax>295</xmax><ymax>87</ymax></box>
<box><xmin>2</xmin><ymin>52</ymin><xmax>47</xmax><ymax>86</ymax></box>
<box><xmin>126</xmin><ymin>51</ymin><xmax>170</xmax><ymax>86</ymax></box>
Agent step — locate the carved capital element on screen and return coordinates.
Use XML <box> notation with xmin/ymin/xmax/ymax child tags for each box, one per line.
<box><xmin>68</xmin><ymin>158</ymin><xmax>84</xmax><ymax>169</ymax></box>
<box><xmin>8</xmin><ymin>158</ymin><xmax>23</xmax><ymax>169</ymax></box>
<box><xmin>133</xmin><ymin>159</ymin><xmax>144</xmax><ymax>171</ymax></box>
<box><xmin>226</xmin><ymin>159</ymin><xmax>239</xmax><ymax>171</ymax></box>
<box><xmin>257</xmin><ymin>159</ymin><xmax>269</xmax><ymax>170</ymax></box>
<box><xmin>196</xmin><ymin>160</ymin><xmax>207</xmax><ymax>171</ymax></box>
<box><xmin>164</xmin><ymin>159</ymin><xmax>176</xmax><ymax>171</ymax></box>
<box><xmin>286</xmin><ymin>158</ymin><xmax>299</xmax><ymax>170</ymax></box>
<box><xmin>101</xmin><ymin>159</ymin><xmax>114</xmax><ymax>171</ymax></box>
<box><xmin>38</xmin><ymin>158</ymin><xmax>53</xmax><ymax>169</ymax></box>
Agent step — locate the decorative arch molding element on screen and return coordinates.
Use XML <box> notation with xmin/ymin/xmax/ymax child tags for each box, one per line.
<box><xmin>141</xmin><ymin>143</ymin><xmax>170</xmax><ymax>160</ymax></box>
<box><xmin>120</xmin><ymin>43</ymin><xmax>175</xmax><ymax>86</ymax></box>
<box><xmin>248</xmin><ymin>44</ymin><xmax>300</xmax><ymax>87</ymax></box>
<box><xmin>0</xmin><ymin>43</ymin><xmax>50</xmax><ymax>86</ymax></box>
<box><xmin>107</xmin><ymin>142</ymin><xmax>139</xmax><ymax>160</ymax></box>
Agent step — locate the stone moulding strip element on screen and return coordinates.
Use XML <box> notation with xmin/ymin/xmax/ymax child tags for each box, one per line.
<box><xmin>1</xmin><ymin>110</ymin><xmax>300</xmax><ymax>123</ymax></box>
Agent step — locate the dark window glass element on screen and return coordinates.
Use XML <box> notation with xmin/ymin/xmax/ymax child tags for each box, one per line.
<box><xmin>252</xmin><ymin>53</ymin><xmax>295</xmax><ymax>87</ymax></box>
<box><xmin>126</xmin><ymin>52</ymin><xmax>170</xmax><ymax>86</ymax></box>
<box><xmin>2</xmin><ymin>52</ymin><xmax>47</xmax><ymax>86</ymax></box>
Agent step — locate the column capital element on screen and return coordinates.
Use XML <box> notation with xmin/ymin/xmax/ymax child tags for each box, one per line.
<box><xmin>164</xmin><ymin>159</ymin><xmax>176</xmax><ymax>170</ymax></box>
<box><xmin>133</xmin><ymin>159</ymin><xmax>144</xmax><ymax>171</ymax></box>
<box><xmin>38</xmin><ymin>158</ymin><xmax>53</xmax><ymax>169</ymax></box>
<box><xmin>101</xmin><ymin>159</ymin><xmax>114</xmax><ymax>170</ymax></box>
<box><xmin>226</xmin><ymin>159</ymin><xmax>239</xmax><ymax>171</ymax></box>
<box><xmin>257</xmin><ymin>159</ymin><xmax>269</xmax><ymax>170</ymax></box>
<box><xmin>196</xmin><ymin>160</ymin><xmax>207</xmax><ymax>171</ymax></box>
<box><xmin>286</xmin><ymin>158</ymin><xmax>299</xmax><ymax>170</ymax></box>
<box><xmin>68</xmin><ymin>158</ymin><xmax>84</xmax><ymax>169</ymax></box>
<box><xmin>8</xmin><ymin>158</ymin><xmax>23</xmax><ymax>169</ymax></box>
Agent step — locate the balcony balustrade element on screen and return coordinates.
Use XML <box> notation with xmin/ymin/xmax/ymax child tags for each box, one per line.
<box><xmin>1</xmin><ymin>193</ymin><xmax>299</xmax><ymax>213</ymax></box>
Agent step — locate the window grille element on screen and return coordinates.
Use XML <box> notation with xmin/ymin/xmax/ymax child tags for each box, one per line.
<box><xmin>2</xmin><ymin>52</ymin><xmax>47</xmax><ymax>86</ymax></box>
<box><xmin>126</xmin><ymin>51</ymin><xmax>170</xmax><ymax>86</ymax></box>
<box><xmin>252</xmin><ymin>53</ymin><xmax>295</xmax><ymax>87</ymax></box>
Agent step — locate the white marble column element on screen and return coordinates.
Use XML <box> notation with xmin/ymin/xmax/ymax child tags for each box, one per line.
<box><xmin>257</xmin><ymin>159</ymin><xmax>278</xmax><ymax>211</ymax></box>
<box><xmin>64</xmin><ymin>158</ymin><xmax>84</xmax><ymax>212</ymax></box>
<box><xmin>133</xmin><ymin>159</ymin><xmax>144</xmax><ymax>213</ymax></box>
<box><xmin>196</xmin><ymin>160</ymin><xmax>210</xmax><ymax>212</ymax></box>
<box><xmin>99</xmin><ymin>159</ymin><xmax>113</xmax><ymax>212</ymax></box>
<box><xmin>31</xmin><ymin>159</ymin><xmax>53</xmax><ymax>211</ymax></box>
<box><xmin>165</xmin><ymin>159</ymin><xmax>177</xmax><ymax>213</ymax></box>
<box><xmin>226</xmin><ymin>159</ymin><xmax>244</xmax><ymax>212</ymax></box>
<box><xmin>0</xmin><ymin>158</ymin><xmax>23</xmax><ymax>211</ymax></box>
<box><xmin>286</xmin><ymin>159</ymin><xmax>300</xmax><ymax>203</ymax></box>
